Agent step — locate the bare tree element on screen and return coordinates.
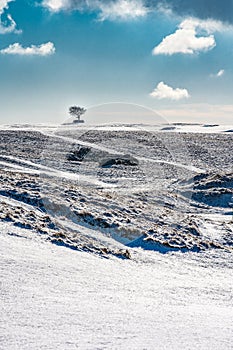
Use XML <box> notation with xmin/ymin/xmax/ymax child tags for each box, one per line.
<box><xmin>69</xmin><ymin>106</ymin><xmax>86</xmax><ymax>122</ymax></box>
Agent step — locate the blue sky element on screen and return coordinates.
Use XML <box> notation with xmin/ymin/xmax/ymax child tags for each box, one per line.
<box><xmin>1</xmin><ymin>0</ymin><xmax>233</xmax><ymax>124</ymax></box>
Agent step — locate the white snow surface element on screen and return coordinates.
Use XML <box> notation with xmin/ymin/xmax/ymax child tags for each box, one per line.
<box><xmin>1</xmin><ymin>123</ymin><xmax>233</xmax><ymax>349</ymax></box>
<box><xmin>2</xmin><ymin>122</ymin><xmax>233</xmax><ymax>134</ymax></box>
<box><xmin>1</xmin><ymin>223</ymin><xmax>233</xmax><ymax>350</ymax></box>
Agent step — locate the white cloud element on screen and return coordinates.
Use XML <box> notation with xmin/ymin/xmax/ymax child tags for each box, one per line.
<box><xmin>155</xmin><ymin>3</ymin><xmax>173</xmax><ymax>17</ymax></box>
<box><xmin>216</xmin><ymin>69</ymin><xmax>225</xmax><ymax>77</ymax></box>
<box><xmin>42</xmin><ymin>0</ymin><xmax>70</xmax><ymax>12</ymax></box>
<box><xmin>0</xmin><ymin>0</ymin><xmax>13</xmax><ymax>13</ymax></box>
<box><xmin>210</xmin><ymin>69</ymin><xmax>225</xmax><ymax>78</ymax></box>
<box><xmin>152</xmin><ymin>18</ymin><xmax>225</xmax><ymax>55</ymax></box>
<box><xmin>217</xmin><ymin>69</ymin><xmax>224</xmax><ymax>77</ymax></box>
<box><xmin>0</xmin><ymin>0</ymin><xmax>21</xmax><ymax>34</ymax></box>
<box><xmin>150</xmin><ymin>81</ymin><xmax>190</xmax><ymax>100</ymax></box>
<box><xmin>97</xmin><ymin>0</ymin><xmax>148</xmax><ymax>21</ymax></box>
<box><xmin>0</xmin><ymin>42</ymin><xmax>56</xmax><ymax>55</ymax></box>
<box><xmin>42</xmin><ymin>0</ymin><xmax>148</xmax><ymax>21</ymax></box>
<box><xmin>0</xmin><ymin>13</ymin><xmax>21</xmax><ymax>34</ymax></box>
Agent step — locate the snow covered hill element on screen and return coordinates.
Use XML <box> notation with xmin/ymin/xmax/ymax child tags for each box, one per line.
<box><xmin>0</xmin><ymin>123</ymin><xmax>233</xmax><ymax>349</ymax></box>
<box><xmin>1</xmin><ymin>224</ymin><xmax>233</xmax><ymax>350</ymax></box>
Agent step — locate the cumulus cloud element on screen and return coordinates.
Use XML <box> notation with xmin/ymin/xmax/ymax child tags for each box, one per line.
<box><xmin>152</xmin><ymin>18</ymin><xmax>224</xmax><ymax>55</ymax></box>
<box><xmin>97</xmin><ymin>0</ymin><xmax>148</xmax><ymax>21</ymax></box>
<box><xmin>0</xmin><ymin>0</ymin><xmax>21</xmax><ymax>34</ymax></box>
<box><xmin>41</xmin><ymin>0</ymin><xmax>233</xmax><ymax>25</ymax></box>
<box><xmin>42</xmin><ymin>0</ymin><xmax>148</xmax><ymax>20</ymax></box>
<box><xmin>0</xmin><ymin>0</ymin><xmax>13</xmax><ymax>13</ymax></box>
<box><xmin>150</xmin><ymin>81</ymin><xmax>190</xmax><ymax>100</ymax></box>
<box><xmin>42</xmin><ymin>0</ymin><xmax>70</xmax><ymax>12</ymax></box>
<box><xmin>0</xmin><ymin>42</ymin><xmax>56</xmax><ymax>55</ymax></box>
<box><xmin>0</xmin><ymin>13</ymin><xmax>21</xmax><ymax>34</ymax></box>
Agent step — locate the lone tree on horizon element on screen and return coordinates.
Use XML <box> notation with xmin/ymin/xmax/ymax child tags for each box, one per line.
<box><xmin>69</xmin><ymin>106</ymin><xmax>86</xmax><ymax>122</ymax></box>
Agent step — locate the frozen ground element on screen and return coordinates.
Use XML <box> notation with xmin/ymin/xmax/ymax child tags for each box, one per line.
<box><xmin>0</xmin><ymin>122</ymin><xmax>233</xmax><ymax>349</ymax></box>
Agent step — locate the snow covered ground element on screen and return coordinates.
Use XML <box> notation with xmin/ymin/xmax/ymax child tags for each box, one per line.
<box><xmin>1</xmin><ymin>224</ymin><xmax>233</xmax><ymax>350</ymax></box>
<box><xmin>1</xmin><ymin>122</ymin><xmax>233</xmax><ymax>349</ymax></box>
